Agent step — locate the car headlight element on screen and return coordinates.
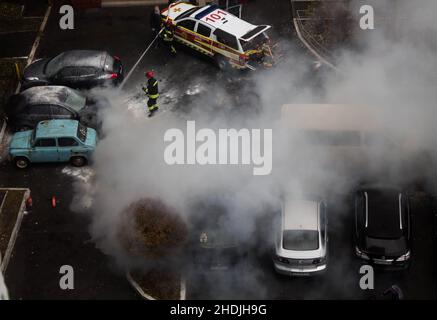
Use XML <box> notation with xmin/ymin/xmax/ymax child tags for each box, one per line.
<box><xmin>25</xmin><ymin>77</ymin><xmax>39</xmax><ymax>81</ymax></box>
<box><xmin>396</xmin><ymin>251</ymin><xmax>410</xmax><ymax>262</ymax></box>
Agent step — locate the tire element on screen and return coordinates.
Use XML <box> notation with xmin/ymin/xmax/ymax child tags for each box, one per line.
<box><xmin>70</xmin><ymin>156</ymin><xmax>87</xmax><ymax>167</ymax></box>
<box><xmin>215</xmin><ymin>55</ymin><xmax>231</xmax><ymax>71</ymax></box>
<box><xmin>14</xmin><ymin>157</ymin><xmax>29</xmax><ymax>169</ymax></box>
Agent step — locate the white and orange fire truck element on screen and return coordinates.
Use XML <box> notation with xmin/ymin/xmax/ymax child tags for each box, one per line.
<box><xmin>161</xmin><ymin>2</ymin><xmax>275</xmax><ymax>70</ymax></box>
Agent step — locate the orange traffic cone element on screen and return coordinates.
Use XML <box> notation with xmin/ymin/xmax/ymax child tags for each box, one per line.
<box><xmin>51</xmin><ymin>196</ymin><xmax>57</xmax><ymax>208</ymax></box>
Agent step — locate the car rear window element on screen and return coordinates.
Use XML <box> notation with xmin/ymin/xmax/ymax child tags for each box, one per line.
<box><xmin>241</xmin><ymin>26</ymin><xmax>267</xmax><ymax>41</ymax></box>
<box><xmin>241</xmin><ymin>32</ymin><xmax>269</xmax><ymax>51</ymax></box>
<box><xmin>77</xmin><ymin>123</ymin><xmax>87</xmax><ymax>142</ymax></box>
<box><xmin>283</xmin><ymin>230</ymin><xmax>319</xmax><ymax>251</ymax></box>
<box><xmin>45</xmin><ymin>53</ymin><xmax>65</xmax><ymax>76</ymax></box>
<box><xmin>64</xmin><ymin>90</ymin><xmax>86</xmax><ymax>112</ymax></box>
<box><xmin>365</xmin><ymin>236</ymin><xmax>407</xmax><ymax>256</ymax></box>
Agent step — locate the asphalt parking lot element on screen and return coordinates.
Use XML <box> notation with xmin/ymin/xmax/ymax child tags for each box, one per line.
<box><xmin>1</xmin><ymin>0</ymin><xmax>437</xmax><ymax>300</ymax></box>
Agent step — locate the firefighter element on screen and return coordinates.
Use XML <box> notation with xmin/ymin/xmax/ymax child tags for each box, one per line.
<box><xmin>142</xmin><ymin>71</ymin><xmax>159</xmax><ymax>117</ymax></box>
<box><xmin>259</xmin><ymin>42</ymin><xmax>274</xmax><ymax>68</ymax></box>
<box><xmin>150</xmin><ymin>6</ymin><xmax>162</xmax><ymax>40</ymax></box>
<box><xmin>161</xmin><ymin>23</ymin><xmax>177</xmax><ymax>55</ymax></box>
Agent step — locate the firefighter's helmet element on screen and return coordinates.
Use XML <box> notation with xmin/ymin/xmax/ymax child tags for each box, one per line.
<box><xmin>145</xmin><ymin>71</ymin><xmax>155</xmax><ymax>78</ymax></box>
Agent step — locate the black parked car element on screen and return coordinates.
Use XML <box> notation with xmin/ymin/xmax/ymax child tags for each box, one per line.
<box><xmin>354</xmin><ymin>185</ymin><xmax>411</xmax><ymax>268</ymax></box>
<box><xmin>22</xmin><ymin>50</ymin><xmax>123</xmax><ymax>90</ymax></box>
<box><xmin>5</xmin><ymin>86</ymin><xmax>106</xmax><ymax>131</ymax></box>
<box><xmin>188</xmin><ymin>198</ymin><xmax>247</xmax><ymax>272</ymax></box>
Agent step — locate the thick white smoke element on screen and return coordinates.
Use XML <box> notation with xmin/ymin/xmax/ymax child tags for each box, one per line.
<box><xmin>69</xmin><ymin>0</ymin><xmax>437</xmax><ymax>297</ymax></box>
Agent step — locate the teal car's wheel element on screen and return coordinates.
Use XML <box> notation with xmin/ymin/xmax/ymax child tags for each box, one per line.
<box><xmin>14</xmin><ymin>157</ymin><xmax>29</xmax><ymax>169</ymax></box>
<box><xmin>70</xmin><ymin>156</ymin><xmax>86</xmax><ymax>167</ymax></box>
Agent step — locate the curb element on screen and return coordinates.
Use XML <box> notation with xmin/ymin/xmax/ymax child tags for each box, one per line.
<box><xmin>0</xmin><ymin>254</ymin><xmax>9</xmax><ymax>300</ymax></box>
<box><xmin>0</xmin><ymin>188</ymin><xmax>30</xmax><ymax>273</ymax></box>
<box><xmin>126</xmin><ymin>271</ymin><xmax>157</xmax><ymax>300</ymax></box>
<box><xmin>126</xmin><ymin>271</ymin><xmax>186</xmax><ymax>300</ymax></box>
<box><xmin>290</xmin><ymin>1</ymin><xmax>339</xmax><ymax>72</ymax></box>
<box><xmin>0</xmin><ymin>121</ymin><xmax>6</xmax><ymax>155</ymax></box>
<box><xmin>180</xmin><ymin>276</ymin><xmax>186</xmax><ymax>300</ymax></box>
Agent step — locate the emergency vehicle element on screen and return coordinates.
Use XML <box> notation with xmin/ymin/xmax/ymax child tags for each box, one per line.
<box><xmin>161</xmin><ymin>2</ymin><xmax>274</xmax><ymax>70</ymax></box>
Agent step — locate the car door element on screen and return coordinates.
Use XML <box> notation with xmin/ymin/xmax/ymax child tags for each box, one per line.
<box><xmin>75</xmin><ymin>67</ymin><xmax>98</xmax><ymax>88</ymax></box>
<box><xmin>57</xmin><ymin>137</ymin><xmax>81</xmax><ymax>162</ymax></box>
<box><xmin>30</xmin><ymin>138</ymin><xmax>58</xmax><ymax>162</ymax></box>
<box><xmin>176</xmin><ymin>19</ymin><xmax>197</xmax><ymax>43</ymax></box>
<box><xmin>195</xmin><ymin>22</ymin><xmax>214</xmax><ymax>55</ymax></box>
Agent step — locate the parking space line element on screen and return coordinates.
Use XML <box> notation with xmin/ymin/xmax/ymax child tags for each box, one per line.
<box><xmin>26</xmin><ymin>5</ymin><xmax>51</xmax><ymax>66</ymax></box>
<box><xmin>0</xmin><ymin>189</ymin><xmax>30</xmax><ymax>273</ymax></box>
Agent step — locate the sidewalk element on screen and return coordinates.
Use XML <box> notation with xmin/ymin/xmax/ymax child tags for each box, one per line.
<box><xmin>0</xmin><ymin>188</ymin><xmax>30</xmax><ymax>273</ymax></box>
<box><xmin>0</xmin><ymin>2</ymin><xmax>50</xmax><ymax>156</ymax></box>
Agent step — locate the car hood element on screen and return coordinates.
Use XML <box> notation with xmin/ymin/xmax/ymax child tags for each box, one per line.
<box><xmin>10</xmin><ymin>131</ymin><xmax>33</xmax><ymax>150</ymax></box>
<box><xmin>85</xmin><ymin>127</ymin><xmax>98</xmax><ymax>147</ymax></box>
<box><xmin>23</xmin><ymin>58</ymin><xmax>49</xmax><ymax>80</ymax></box>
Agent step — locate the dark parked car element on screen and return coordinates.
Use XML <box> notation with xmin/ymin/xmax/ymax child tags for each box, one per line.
<box><xmin>4</xmin><ymin>86</ymin><xmax>106</xmax><ymax>132</ymax></box>
<box><xmin>354</xmin><ymin>185</ymin><xmax>411</xmax><ymax>268</ymax></box>
<box><xmin>188</xmin><ymin>198</ymin><xmax>247</xmax><ymax>272</ymax></box>
<box><xmin>21</xmin><ymin>50</ymin><xmax>123</xmax><ymax>90</ymax></box>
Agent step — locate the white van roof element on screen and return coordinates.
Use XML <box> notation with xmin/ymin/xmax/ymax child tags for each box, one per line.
<box><xmin>281</xmin><ymin>104</ymin><xmax>382</xmax><ymax>132</ymax></box>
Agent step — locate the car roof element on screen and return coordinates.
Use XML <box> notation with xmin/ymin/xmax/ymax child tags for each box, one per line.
<box><xmin>35</xmin><ymin>120</ymin><xmax>79</xmax><ymax>138</ymax></box>
<box><xmin>49</xmin><ymin>50</ymin><xmax>108</xmax><ymax>71</ymax></box>
<box><xmin>192</xmin><ymin>5</ymin><xmax>258</xmax><ymax>39</ymax></box>
<box><xmin>20</xmin><ymin>86</ymin><xmax>80</xmax><ymax>106</ymax></box>
<box><xmin>283</xmin><ymin>199</ymin><xmax>319</xmax><ymax>231</ymax></box>
<box><xmin>363</xmin><ymin>187</ymin><xmax>403</xmax><ymax>238</ymax></box>
<box><xmin>166</xmin><ymin>3</ymin><xmax>263</xmax><ymax>39</ymax></box>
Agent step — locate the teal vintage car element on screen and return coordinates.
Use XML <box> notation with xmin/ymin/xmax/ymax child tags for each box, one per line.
<box><xmin>9</xmin><ymin>119</ymin><xmax>97</xmax><ymax>169</ymax></box>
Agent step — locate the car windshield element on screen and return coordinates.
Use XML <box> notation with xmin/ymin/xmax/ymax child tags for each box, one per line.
<box><xmin>77</xmin><ymin>123</ymin><xmax>87</xmax><ymax>142</ymax></box>
<box><xmin>365</xmin><ymin>236</ymin><xmax>407</xmax><ymax>256</ymax></box>
<box><xmin>64</xmin><ymin>90</ymin><xmax>86</xmax><ymax>111</ymax></box>
<box><xmin>283</xmin><ymin>230</ymin><xmax>319</xmax><ymax>251</ymax></box>
<box><xmin>175</xmin><ymin>7</ymin><xmax>198</xmax><ymax>21</ymax></box>
<box><xmin>241</xmin><ymin>30</ymin><xmax>268</xmax><ymax>51</ymax></box>
<box><xmin>45</xmin><ymin>53</ymin><xmax>65</xmax><ymax>76</ymax></box>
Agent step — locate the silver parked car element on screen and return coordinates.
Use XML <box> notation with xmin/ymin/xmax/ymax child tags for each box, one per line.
<box><xmin>273</xmin><ymin>197</ymin><xmax>328</xmax><ymax>276</ymax></box>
